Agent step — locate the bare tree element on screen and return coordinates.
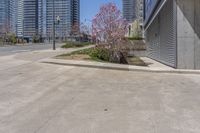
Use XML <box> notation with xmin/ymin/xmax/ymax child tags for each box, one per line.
<box><xmin>80</xmin><ymin>22</ymin><xmax>92</xmax><ymax>42</ymax></box>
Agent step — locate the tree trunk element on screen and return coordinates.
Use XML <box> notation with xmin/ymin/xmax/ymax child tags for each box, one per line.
<box><xmin>109</xmin><ymin>50</ymin><xmax>128</xmax><ymax>64</ymax></box>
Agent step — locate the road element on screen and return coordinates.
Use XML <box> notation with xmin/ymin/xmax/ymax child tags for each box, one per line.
<box><xmin>0</xmin><ymin>47</ymin><xmax>200</xmax><ymax>133</ymax></box>
<box><xmin>0</xmin><ymin>43</ymin><xmax>63</xmax><ymax>56</ymax></box>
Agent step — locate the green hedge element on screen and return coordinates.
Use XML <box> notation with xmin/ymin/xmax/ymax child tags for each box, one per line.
<box><xmin>89</xmin><ymin>48</ymin><xmax>110</xmax><ymax>61</ymax></box>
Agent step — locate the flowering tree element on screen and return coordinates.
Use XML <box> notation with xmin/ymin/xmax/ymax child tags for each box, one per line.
<box><xmin>92</xmin><ymin>3</ymin><xmax>128</xmax><ymax>63</ymax></box>
<box><xmin>92</xmin><ymin>3</ymin><xmax>128</xmax><ymax>45</ymax></box>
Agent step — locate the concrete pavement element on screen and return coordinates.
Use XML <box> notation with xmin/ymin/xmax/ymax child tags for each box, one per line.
<box><xmin>0</xmin><ymin>43</ymin><xmax>63</xmax><ymax>56</ymax></box>
<box><xmin>0</xmin><ymin>47</ymin><xmax>200</xmax><ymax>133</ymax></box>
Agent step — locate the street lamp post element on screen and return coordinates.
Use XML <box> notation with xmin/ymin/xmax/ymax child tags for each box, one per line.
<box><xmin>53</xmin><ymin>0</ymin><xmax>56</xmax><ymax>50</ymax></box>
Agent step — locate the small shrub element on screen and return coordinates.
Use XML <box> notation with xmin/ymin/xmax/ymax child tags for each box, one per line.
<box><xmin>61</xmin><ymin>43</ymin><xmax>74</xmax><ymax>48</ymax></box>
<box><xmin>32</xmin><ymin>35</ymin><xmax>40</xmax><ymax>43</ymax></box>
<box><xmin>0</xmin><ymin>39</ymin><xmax>3</xmax><ymax>45</ymax></box>
<box><xmin>89</xmin><ymin>48</ymin><xmax>110</xmax><ymax>61</ymax></box>
<box><xmin>9</xmin><ymin>35</ymin><xmax>17</xmax><ymax>44</ymax></box>
<box><xmin>3</xmin><ymin>33</ymin><xmax>17</xmax><ymax>45</ymax></box>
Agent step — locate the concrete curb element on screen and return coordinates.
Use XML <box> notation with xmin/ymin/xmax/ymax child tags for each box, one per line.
<box><xmin>42</xmin><ymin>59</ymin><xmax>200</xmax><ymax>75</ymax></box>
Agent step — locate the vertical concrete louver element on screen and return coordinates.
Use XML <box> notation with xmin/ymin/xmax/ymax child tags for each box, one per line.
<box><xmin>145</xmin><ymin>0</ymin><xmax>200</xmax><ymax>69</ymax></box>
<box><xmin>146</xmin><ymin>0</ymin><xmax>177</xmax><ymax>68</ymax></box>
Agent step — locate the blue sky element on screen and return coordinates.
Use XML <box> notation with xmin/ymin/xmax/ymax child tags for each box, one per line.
<box><xmin>80</xmin><ymin>0</ymin><xmax>122</xmax><ymax>23</ymax></box>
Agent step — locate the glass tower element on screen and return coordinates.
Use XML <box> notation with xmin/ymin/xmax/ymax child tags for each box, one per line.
<box><xmin>0</xmin><ymin>0</ymin><xmax>17</xmax><ymax>34</ymax></box>
<box><xmin>0</xmin><ymin>0</ymin><xmax>8</xmax><ymax>32</ymax></box>
<box><xmin>135</xmin><ymin>0</ymin><xmax>143</xmax><ymax>25</ymax></box>
<box><xmin>122</xmin><ymin>0</ymin><xmax>137</xmax><ymax>22</ymax></box>
<box><xmin>23</xmin><ymin>0</ymin><xmax>39</xmax><ymax>39</ymax></box>
<box><xmin>0</xmin><ymin>0</ymin><xmax>80</xmax><ymax>40</ymax></box>
<box><xmin>16</xmin><ymin>0</ymin><xmax>24</xmax><ymax>37</ymax></box>
<box><xmin>46</xmin><ymin>0</ymin><xmax>80</xmax><ymax>39</ymax></box>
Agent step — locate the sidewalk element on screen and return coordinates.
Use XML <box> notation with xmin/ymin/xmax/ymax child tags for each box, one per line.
<box><xmin>0</xmin><ymin>43</ymin><xmax>46</xmax><ymax>47</ymax></box>
<box><xmin>42</xmin><ymin>57</ymin><xmax>200</xmax><ymax>75</ymax></box>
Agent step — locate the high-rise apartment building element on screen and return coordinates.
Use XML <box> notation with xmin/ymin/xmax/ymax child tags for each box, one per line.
<box><xmin>11</xmin><ymin>0</ymin><xmax>44</xmax><ymax>40</ymax></box>
<box><xmin>42</xmin><ymin>0</ymin><xmax>47</xmax><ymax>38</ymax></box>
<box><xmin>0</xmin><ymin>0</ymin><xmax>8</xmax><ymax>32</ymax></box>
<box><xmin>16</xmin><ymin>0</ymin><xmax>24</xmax><ymax>37</ymax></box>
<box><xmin>38</xmin><ymin>0</ymin><xmax>46</xmax><ymax>38</ymax></box>
<box><xmin>135</xmin><ymin>0</ymin><xmax>143</xmax><ymax>25</ymax></box>
<box><xmin>0</xmin><ymin>0</ymin><xmax>18</xmax><ymax>34</ymax></box>
<box><xmin>0</xmin><ymin>0</ymin><xmax>20</xmax><ymax>36</ymax></box>
<box><xmin>71</xmin><ymin>0</ymin><xmax>80</xmax><ymax>34</ymax></box>
<box><xmin>122</xmin><ymin>0</ymin><xmax>143</xmax><ymax>23</ymax></box>
<box><xmin>9</xmin><ymin>0</ymin><xmax>17</xmax><ymax>33</ymax></box>
<box><xmin>122</xmin><ymin>0</ymin><xmax>136</xmax><ymax>22</ymax></box>
<box><xmin>46</xmin><ymin>0</ymin><xmax>80</xmax><ymax>39</ymax></box>
<box><xmin>23</xmin><ymin>0</ymin><xmax>39</xmax><ymax>39</ymax></box>
<box><xmin>0</xmin><ymin>0</ymin><xmax>80</xmax><ymax>41</ymax></box>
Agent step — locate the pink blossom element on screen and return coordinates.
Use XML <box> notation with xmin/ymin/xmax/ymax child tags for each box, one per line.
<box><xmin>92</xmin><ymin>2</ymin><xmax>128</xmax><ymax>46</ymax></box>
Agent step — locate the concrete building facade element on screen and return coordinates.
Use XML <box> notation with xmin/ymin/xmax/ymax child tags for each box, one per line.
<box><xmin>144</xmin><ymin>0</ymin><xmax>200</xmax><ymax>69</ymax></box>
